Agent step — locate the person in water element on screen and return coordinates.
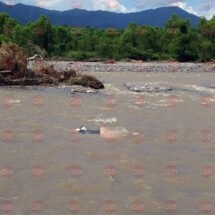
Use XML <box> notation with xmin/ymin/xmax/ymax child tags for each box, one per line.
<box><xmin>75</xmin><ymin>126</ymin><xmax>100</xmax><ymax>134</ymax></box>
<box><xmin>74</xmin><ymin>126</ymin><xmax>128</xmax><ymax>139</ymax></box>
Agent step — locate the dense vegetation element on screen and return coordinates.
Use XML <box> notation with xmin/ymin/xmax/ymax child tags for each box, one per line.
<box><xmin>0</xmin><ymin>12</ymin><xmax>215</xmax><ymax>62</ymax></box>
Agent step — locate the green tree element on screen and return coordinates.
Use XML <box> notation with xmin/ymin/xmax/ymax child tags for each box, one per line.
<box><xmin>30</xmin><ymin>16</ymin><xmax>52</xmax><ymax>51</ymax></box>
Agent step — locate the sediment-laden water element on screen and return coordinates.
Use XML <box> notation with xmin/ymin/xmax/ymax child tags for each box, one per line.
<box><xmin>0</xmin><ymin>70</ymin><xmax>215</xmax><ymax>214</ymax></box>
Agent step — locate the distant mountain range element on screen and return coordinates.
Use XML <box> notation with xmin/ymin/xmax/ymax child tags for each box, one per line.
<box><xmin>0</xmin><ymin>2</ymin><xmax>200</xmax><ymax>28</ymax></box>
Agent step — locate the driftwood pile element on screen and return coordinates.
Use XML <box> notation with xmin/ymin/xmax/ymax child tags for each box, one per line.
<box><xmin>0</xmin><ymin>43</ymin><xmax>104</xmax><ymax>89</ymax></box>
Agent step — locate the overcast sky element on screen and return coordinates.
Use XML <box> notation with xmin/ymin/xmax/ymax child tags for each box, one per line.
<box><xmin>1</xmin><ymin>0</ymin><xmax>215</xmax><ymax>19</ymax></box>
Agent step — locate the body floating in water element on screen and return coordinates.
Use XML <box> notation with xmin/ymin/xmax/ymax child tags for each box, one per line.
<box><xmin>74</xmin><ymin>126</ymin><xmax>129</xmax><ymax>139</ymax></box>
<box><xmin>75</xmin><ymin>126</ymin><xmax>100</xmax><ymax>134</ymax></box>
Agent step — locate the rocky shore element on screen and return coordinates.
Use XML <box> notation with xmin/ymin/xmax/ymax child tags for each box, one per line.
<box><xmin>125</xmin><ymin>82</ymin><xmax>172</xmax><ymax>93</ymax></box>
<box><xmin>0</xmin><ymin>43</ymin><xmax>104</xmax><ymax>89</ymax></box>
<box><xmin>50</xmin><ymin>61</ymin><xmax>215</xmax><ymax>73</ymax></box>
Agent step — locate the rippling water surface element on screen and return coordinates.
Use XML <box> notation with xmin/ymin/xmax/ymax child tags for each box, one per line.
<box><xmin>0</xmin><ymin>72</ymin><xmax>215</xmax><ymax>214</ymax></box>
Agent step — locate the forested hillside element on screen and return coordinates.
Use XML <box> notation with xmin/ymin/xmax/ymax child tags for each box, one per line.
<box><xmin>0</xmin><ymin>2</ymin><xmax>200</xmax><ymax>28</ymax></box>
<box><xmin>0</xmin><ymin>13</ymin><xmax>215</xmax><ymax>62</ymax></box>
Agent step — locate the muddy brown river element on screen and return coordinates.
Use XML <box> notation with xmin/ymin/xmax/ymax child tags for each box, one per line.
<box><xmin>0</xmin><ymin>71</ymin><xmax>215</xmax><ymax>214</ymax></box>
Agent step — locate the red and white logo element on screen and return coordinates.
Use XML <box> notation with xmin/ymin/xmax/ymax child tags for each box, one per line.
<box><xmin>32</xmin><ymin>130</ymin><xmax>44</xmax><ymax>142</ymax></box>
<box><xmin>102</xmin><ymin>129</ymin><xmax>119</xmax><ymax>143</ymax></box>
<box><xmin>0</xmin><ymin>201</ymin><xmax>13</xmax><ymax>214</ymax></box>
<box><xmin>35</xmin><ymin>0</ymin><xmax>45</xmax><ymax>8</ymax></box>
<box><xmin>32</xmin><ymin>95</ymin><xmax>45</xmax><ymax>107</ymax></box>
<box><xmin>106</xmin><ymin>0</ymin><xmax>118</xmax><ymax>10</ymax></box>
<box><xmin>32</xmin><ymin>165</ymin><xmax>45</xmax><ymax>177</ymax></box>
<box><xmin>3</xmin><ymin>0</ymin><xmax>15</xmax><ymax>5</ymax></box>
<box><xmin>68</xmin><ymin>200</ymin><xmax>80</xmax><ymax>213</ymax></box>
<box><xmin>103</xmin><ymin>200</ymin><xmax>116</xmax><ymax>213</ymax></box>
<box><xmin>105</xmin><ymin>96</ymin><xmax>117</xmax><ymax>108</ymax></box>
<box><xmin>132</xmin><ymin>131</ymin><xmax>144</xmax><ymax>143</ymax></box>
<box><xmin>131</xmin><ymin>200</ymin><xmax>144</xmax><ymax>212</ymax></box>
<box><xmin>165</xmin><ymin>165</ymin><xmax>178</xmax><ymax>177</ymax></box>
<box><xmin>200</xmin><ymin>166</ymin><xmax>214</xmax><ymax>178</ymax></box>
<box><xmin>70</xmin><ymin>96</ymin><xmax>82</xmax><ymax>107</ymax></box>
<box><xmin>200</xmin><ymin>130</ymin><xmax>213</xmax><ymax>143</ymax></box>
<box><xmin>170</xmin><ymin>62</ymin><xmax>178</xmax><ymax>73</ymax></box>
<box><xmin>201</xmin><ymin>96</ymin><xmax>214</xmax><ymax>107</ymax></box>
<box><xmin>34</xmin><ymin>60</ymin><xmax>45</xmax><ymax>71</ymax></box>
<box><xmin>132</xmin><ymin>95</ymin><xmax>145</xmax><ymax>107</ymax></box>
<box><xmin>70</xmin><ymin>0</ymin><xmax>84</xmax><ymax>9</ymax></box>
<box><xmin>1</xmin><ymin>166</ymin><xmax>13</xmax><ymax>177</ymax></box>
<box><xmin>69</xmin><ymin>131</ymin><xmax>81</xmax><ymax>143</ymax></box>
<box><xmin>165</xmin><ymin>130</ymin><xmax>178</xmax><ymax>143</ymax></box>
<box><xmin>2</xmin><ymin>95</ymin><xmax>14</xmax><ymax>108</ymax></box>
<box><xmin>0</xmin><ymin>130</ymin><xmax>13</xmax><ymax>142</ymax></box>
<box><xmin>165</xmin><ymin>200</ymin><xmax>177</xmax><ymax>213</ymax></box>
<box><xmin>31</xmin><ymin>200</ymin><xmax>44</xmax><ymax>213</ymax></box>
<box><xmin>167</xmin><ymin>95</ymin><xmax>178</xmax><ymax>107</ymax></box>
<box><xmin>199</xmin><ymin>201</ymin><xmax>213</xmax><ymax>213</ymax></box>
<box><xmin>132</xmin><ymin>165</ymin><xmax>145</xmax><ymax>177</ymax></box>
<box><xmin>69</xmin><ymin>165</ymin><xmax>82</xmax><ymax>177</ymax></box>
<box><xmin>104</xmin><ymin>165</ymin><xmax>117</xmax><ymax>177</ymax></box>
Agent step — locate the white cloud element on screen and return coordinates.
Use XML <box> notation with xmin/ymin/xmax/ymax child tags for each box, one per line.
<box><xmin>91</xmin><ymin>0</ymin><xmax>129</xmax><ymax>13</ymax></box>
<box><xmin>33</xmin><ymin>0</ymin><xmax>130</xmax><ymax>13</ymax></box>
<box><xmin>169</xmin><ymin>1</ymin><xmax>198</xmax><ymax>15</ymax></box>
<box><xmin>198</xmin><ymin>1</ymin><xmax>215</xmax><ymax>19</ymax></box>
<box><xmin>169</xmin><ymin>0</ymin><xmax>215</xmax><ymax>19</ymax></box>
<box><xmin>3</xmin><ymin>0</ymin><xmax>16</xmax><ymax>4</ymax></box>
<box><xmin>35</xmin><ymin>0</ymin><xmax>62</xmax><ymax>8</ymax></box>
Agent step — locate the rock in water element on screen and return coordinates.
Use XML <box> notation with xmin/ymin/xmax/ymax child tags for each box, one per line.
<box><xmin>69</xmin><ymin>75</ymin><xmax>104</xmax><ymax>89</ymax></box>
<box><xmin>125</xmin><ymin>82</ymin><xmax>172</xmax><ymax>93</ymax></box>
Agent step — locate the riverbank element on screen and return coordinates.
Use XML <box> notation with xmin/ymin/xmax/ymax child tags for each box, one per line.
<box><xmin>44</xmin><ymin>61</ymin><xmax>215</xmax><ymax>73</ymax></box>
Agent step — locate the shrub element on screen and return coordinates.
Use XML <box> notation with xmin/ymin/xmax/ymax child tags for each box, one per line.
<box><xmin>0</xmin><ymin>42</ymin><xmax>27</xmax><ymax>72</ymax></box>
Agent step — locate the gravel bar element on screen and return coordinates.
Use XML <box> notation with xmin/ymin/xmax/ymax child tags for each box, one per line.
<box><xmin>46</xmin><ymin>61</ymin><xmax>215</xmax><ymax>73</ymax></box>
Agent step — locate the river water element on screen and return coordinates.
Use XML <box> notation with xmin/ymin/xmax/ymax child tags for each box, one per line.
<box><xmin>0</xmin><ymin>71</ymin><xmax>215</xmax><ymax>214</ymax></box>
